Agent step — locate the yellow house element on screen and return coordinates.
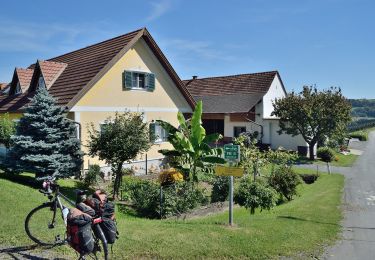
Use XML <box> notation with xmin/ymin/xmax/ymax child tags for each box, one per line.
<box><xmin>0</xmin><ymin>28</ymin><xmax>195</xmax><ymax>173</ymax></box>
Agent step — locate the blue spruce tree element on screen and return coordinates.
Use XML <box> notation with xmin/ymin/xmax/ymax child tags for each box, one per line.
<box><xmin>10</xmin><ymin>87</ymin><xmax>83</xmax><ymax>178</ymax></box>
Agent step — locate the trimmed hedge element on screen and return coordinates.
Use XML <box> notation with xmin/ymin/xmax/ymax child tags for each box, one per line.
<box><xmin>349</xmin><ymin>131</ymin><xmax>368</xmax><ymax>141</ymax></box>
<box><xmin>317</xmin><ymin>147</ymin><xmax>335</xmax><ymax>162</ymax></box>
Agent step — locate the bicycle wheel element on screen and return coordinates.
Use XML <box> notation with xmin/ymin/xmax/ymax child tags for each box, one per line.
<box><xmin>25</xmin><ymin>202</ymin><xmax>66</xmax><ymax>246</ymax></box>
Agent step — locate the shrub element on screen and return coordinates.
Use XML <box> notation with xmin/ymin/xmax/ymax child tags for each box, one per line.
<box><xmin>84</xmin><ymin>164</ymin><xmax>102</xmax><ymax>187</ymax></box>
<box><xmin>211</xmin><ymin>176</ymin><xmax>229</xmax><ymax>203</ymax></box>
<box><xmin>234</xmin><ymin>178</ymin><xmax>277</xmax><ymax>215</ymax></box>
<box><xmin>159</xmin><ymin>168</ymin><xmax>184</xmax><ymax>186</ymax></box>
<box><xmin>162</xmin><ymin>182</ymin><xmax>208</xmax><ymax>217</ymax></box>
<box><xmin>349</xmin><ymin>131</ymin><xmax>368</xmax><ymax>141</ymax></box>
<box><xmin>120</xmin><ymin>177</ymin><xmax>207</xmax><ymax>218</ymax></box>
<box><xmin>267</xmin><ymin>166</ymin><xmax>301</xmax><ymax>201</ymax></box>
<box><xmin>130</xmin><ymin>179</ymin><xmax>161</xmax><ymax>218</ymax></box>
<box><xmin>120</xmin><ymin>176</ymin><xmax>144</xmax><ymax>201</ymax></box>
<box><xmin>317</xmin><ymin>147</ymin><xmax>335</xmax><ymax>162</ymax></box>
<box><xmin>300</xmin><ymin>173</ymin><xmax>319</xmax><ymax>184</ymax></box>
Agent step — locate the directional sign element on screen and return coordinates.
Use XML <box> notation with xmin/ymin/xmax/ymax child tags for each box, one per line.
<box><xmin>215</xmin><ymin>165</ymin><xmax>244</xmax><ymax>177</ymax></box>
<box><xmin>224</xmin><ymin>144</ymin><xmax>240</xmax><ymax>161</ymax></box>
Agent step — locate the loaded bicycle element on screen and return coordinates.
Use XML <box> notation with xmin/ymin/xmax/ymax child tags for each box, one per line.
<box><xmin>24</xmin><ymin>177</ymin><xmax>110</xmax><ymax>260</ymax></box>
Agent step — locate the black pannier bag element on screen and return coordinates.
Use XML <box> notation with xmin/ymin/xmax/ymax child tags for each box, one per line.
<box><xmin>100</xmin><ymin>202</ymin><xmax>118</xmax><ymax>244</ymax></box>
<box><xmin>84</xmin><ymin>191</ymin><xmax>119</xmax><ymax>244</ymax></box>
<box><xmin>76</xmin><ymin>202</ymin><xmax>96</xmax><ymax>217</ymax></box>
<box><xmin>67</xmin><ymin>208</ymin><xmax>94</xmax><ymax>255</ymax></box>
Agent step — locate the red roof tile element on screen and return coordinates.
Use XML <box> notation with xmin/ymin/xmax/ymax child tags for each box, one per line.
<box><xmin>15</xmin><ymin>68</ymin><xmax>34</xmax><ymax>91</ymax></box>
<box><xmin>38</xmin><ymin>60</ymin><xmax>67</xmax><ymax>88</ymax></box>
<box><xmin>0</xmin><ymin>28</ymin><xmax>195</xmax><ymax>112</ymax></box>
<box><xmin>183</xmin><ymin>71</ymin><xmax>278</xmax><ymax>96</ymax></box>
<box><xmin>183</xmin><ymin>71</ymin><xmax>281</xmax><ymax>113</ymax></box>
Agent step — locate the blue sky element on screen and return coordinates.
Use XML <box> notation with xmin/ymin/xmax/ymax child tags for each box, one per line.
<box><xmin>0</xmin><ymin>0</ymin><xmax>374</xmax><ymax>98</ymax></box>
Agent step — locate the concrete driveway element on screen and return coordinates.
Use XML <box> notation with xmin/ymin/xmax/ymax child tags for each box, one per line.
<box><xmin>324</xmin><ymin>131</ymin><xmax>375</xmax><ymax>260</ymax></box>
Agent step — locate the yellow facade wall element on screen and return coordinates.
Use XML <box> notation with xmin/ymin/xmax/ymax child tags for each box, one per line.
<box><xmin>0</xmin><ymin>112</ymin><xmax>23</xmax><ymax>120</ymax></box>
<box><xmin>72</xmin><ymin>39</ymin><xmax>192</xmax><ymax>169</ymax></box>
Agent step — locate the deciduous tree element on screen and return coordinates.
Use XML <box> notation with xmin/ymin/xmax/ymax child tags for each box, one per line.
<box><xmin>272</xmin><ymin>86</ymin><xmax>351</xmax><ymax>160</ymax></box>
<box><xmin>87</xmin><ymin>112</ymin><xmax>151</xmax><ymax>198</ymax></box>
<box><xmin>0</xmin><ymin>113</ymin><xmax>15</xmax><ymax>149</ymax></box>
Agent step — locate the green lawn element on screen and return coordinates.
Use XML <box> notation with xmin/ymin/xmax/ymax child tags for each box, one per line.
<box><xmin>297</xmin><ymin>152</ymin><xmax>359</xmax><ymax>168</ymax></box>
<box><xmin>0</xmin><ymin>171</ymin><xmax>344</xmax><ymax>259</ymax></box>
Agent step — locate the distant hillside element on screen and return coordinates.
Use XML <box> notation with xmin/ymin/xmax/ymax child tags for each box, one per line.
<box><xmin>349</xmin><ymin>99</ymin><xmax>375</xmax><ymax>118</ymax></box>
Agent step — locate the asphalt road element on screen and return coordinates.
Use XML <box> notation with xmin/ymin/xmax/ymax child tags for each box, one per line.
<box><xmin>324</xmin><ymin>132</ymin><xmax>375</xmax><ymax>260</ymax></box>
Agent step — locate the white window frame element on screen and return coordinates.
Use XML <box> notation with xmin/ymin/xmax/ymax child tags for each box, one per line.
<box><xmin>151</xmin><ymin>122</ymin><xmax>168</xmax><ymax>143</ymax></box>
<box><xmin>131</xmin><ymin>72</ymin><xmax>147</xmax><ymax>89</ymax></box>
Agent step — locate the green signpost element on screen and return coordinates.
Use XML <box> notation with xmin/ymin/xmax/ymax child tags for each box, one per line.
<box><xmin>223</xmin><ymin>144</ymin><xmax>241</xmax><ymax>226</ymax></box>
<box><xmin>224</xmin><ymin>144</ymin><xmax>240</xmax><ymax>161</ymax></box>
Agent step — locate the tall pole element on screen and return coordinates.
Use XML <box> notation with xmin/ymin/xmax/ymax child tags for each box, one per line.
<box><xmin>229</xmin><ymin>175</ymin><xmax>234</xmax><ymax>226</ymax></box>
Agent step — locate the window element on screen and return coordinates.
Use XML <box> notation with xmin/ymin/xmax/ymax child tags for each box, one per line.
<box><xmin>37</xmin><ymin>76</ymin><xmax>46</xmax><ymax>89</ymax></box>
<box><xmin>150</xmin><ymin>122</ymin><xmax>168</xmax><ymax>143</ymax></box>
<box><xmin>100</xmin><ymin>123</ymin><xmax>110</xmax><ymax>134</ymax></box>
<box><xmin>234</xmin><ymin>126</ymin><xmax>246</xmax><ymax>137</ymax></box>
<box><xmin>14</xmin><ymin>82</ymin><xmax>22</xmax><ymax>94</ymax></box>
<box><xmin>123</xmin><ymin>71</ymin><xmax>155</xmax><ymax>91</ymax></box>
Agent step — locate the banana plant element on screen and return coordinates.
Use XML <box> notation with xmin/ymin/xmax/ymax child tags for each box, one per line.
<box><xmin>158</xmin><ymin>101</ymin><xmax>226</xmax><ymax>183</ymax></box>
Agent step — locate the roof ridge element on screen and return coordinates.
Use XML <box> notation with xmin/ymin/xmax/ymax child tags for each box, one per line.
<box><xmin>38</xmin><ymin>60</ymin><xmax>68</xmax><ymax>66</ymax></box>
<box><xmin>48</xmin><ymin>27</ymin><xmax>145</xmax><ymax>61</ymax></box>
<box><xmin>183</xmin><ymin>70</ymin><xmax>278</xmax><ymax>82</ymax></box>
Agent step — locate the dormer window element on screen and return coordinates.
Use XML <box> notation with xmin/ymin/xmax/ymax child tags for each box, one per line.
<box><xmin>15</xmin><ymin>82</ymin><xmax>22</xmax><ymax>95</ymax></box>
<box><xmin>37</xmin><ymin>76</ymin><xmax>46</xmax><ymax>89</ymax></box>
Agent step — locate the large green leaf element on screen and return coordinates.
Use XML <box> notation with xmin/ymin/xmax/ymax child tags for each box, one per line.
<box><xmin>175</xmin><ymin>132</ymin><xmax>194</xmax><ymax>153</ymax></box>
<box><xmin>201</xmin><ymin>156</ymin><xmax>226</xmax><ymax>164</ymax></box>
<box><xmin>177</xmin><ymin>112</ymin><xmax>187</xmax><ymax>130</ymax></box>
<box><xmin>203</xmin><ymin>133</ymin><xmax>222</xmax><ymax>144</ymax></box>
<box><xmin>190</xmin><ymin>101</ymin><xmax>206</xmax><ymax>148</ymax></box>
<box><xmin>156</xmin><ymin>120</ymin><xmax>178</xmax><ymax>136</ymax></box>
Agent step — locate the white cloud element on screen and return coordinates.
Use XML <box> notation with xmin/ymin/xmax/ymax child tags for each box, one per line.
<box><xmin>161</xmin><ymin>38</ymin><xmax>237</xmax><ymax>62</ymax></box>
<box><xmin>146</xmin><ymin>0</ymin><xmax>173</xmax><ymax>22</ymax></box>
<box><xmin>0</xmin><ymin>20</ymin><xmax>115</xmax><ymax>53</ymax></box>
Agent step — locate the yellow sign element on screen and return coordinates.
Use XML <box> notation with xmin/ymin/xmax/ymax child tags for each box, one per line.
<box><xmin>215</xmin><ymin>165</ymin><xmax>244</xmax><ymax>177</ymax></box>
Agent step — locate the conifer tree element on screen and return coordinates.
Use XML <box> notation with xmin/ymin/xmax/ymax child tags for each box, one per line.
<box><xmin>10</xmin><ymin>87</ymin><xmax>83</xmax><ymax>178</ymax></box>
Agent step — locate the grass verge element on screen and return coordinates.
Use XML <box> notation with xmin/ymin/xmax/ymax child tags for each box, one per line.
<box><xmin>297</xmin><ymin>152</ymin><xmax>359</xmax><ymax>168</ymax></box>
<box><xmin>0</xmin><ymin>170</ymin><xmax>344</xmax><ymax>259</ymax></box>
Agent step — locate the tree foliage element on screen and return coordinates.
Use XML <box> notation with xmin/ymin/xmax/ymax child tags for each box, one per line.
<box><xmin>87</xmin><ymin>112</ymin><xmax>151</xmax><ymax>197</ymax></box>
<box><xmin>234</xmin><ymin>177</ymin><xmax>277</xmax><ymax>215</ymax></box>
<box><xmin>10</xmin><ymin>87</ymin><xmax>83</xmax><ymax>178</ymax></box>
<box><xmin>0</xmin><ymin>113</ymin><xmax>15</xmax><ymax>149</ymax></box>
<box><xmin>158</xmin><ymin>101</ymin><xmax>226</xmax><ymax>182</ymax></box>
<box><xmin>268</xmin><ymin>166</ymin><xmax>301</xmax><ymax>201</ymax></box>
<box><xmin>272</xmin><ymin>86</ymin><xmax>351</xmax><ymax>159</ymax></box>
<box><xmin>234</xmin><ymin>135</ymin><xmax>268</xmax><ymax>181</ymax></box>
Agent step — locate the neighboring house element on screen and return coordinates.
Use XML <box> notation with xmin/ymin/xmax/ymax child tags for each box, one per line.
<box><xmin>183</xmin><ymin>72</ymin><xmax>312</xmax><ymax>155</ymax></box>
<box><xmin>0</xmin><ymin>28</ymin><xmax>195</xmax><ymax>173</ymax></box>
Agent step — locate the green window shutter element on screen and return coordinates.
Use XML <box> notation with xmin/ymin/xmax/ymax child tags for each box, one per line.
<box><xmin>149</xmin><ymin>122</ymin><xmax>156</xmax><ymax>142</ymax></box>
<box><xmin>147</xmin><ymin>73</ymin><xmax>155</xmax><ymax>91</ymax></box>
<box><xmin>123</xmin><ymin>71</ymin><xmax>133</xmax><ymax>90</ymax></box>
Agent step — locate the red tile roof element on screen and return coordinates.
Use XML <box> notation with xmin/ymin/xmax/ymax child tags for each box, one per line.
<box><xmin>183</xmin><ymin>71</ymin><xmax>278</xmax><ymax>96</ymax></box>
<box><xmin>0</xmin><ymin>28</ymin><xmax>195</xmax><ymax>112</ymax></box>
<box><xmin>183</xmin><ymin>71</ymin><xmax>282</xmax><ymax>113</ymax></box>
<box><xmin>15</xmin><ymin>68</ymin><xmax>34</xmax><ymax>91</ymax></box>
<box><xmin>38</xmin><ymin>60</ymin><xmax>67</xmax><ymax>88</ymax></box>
